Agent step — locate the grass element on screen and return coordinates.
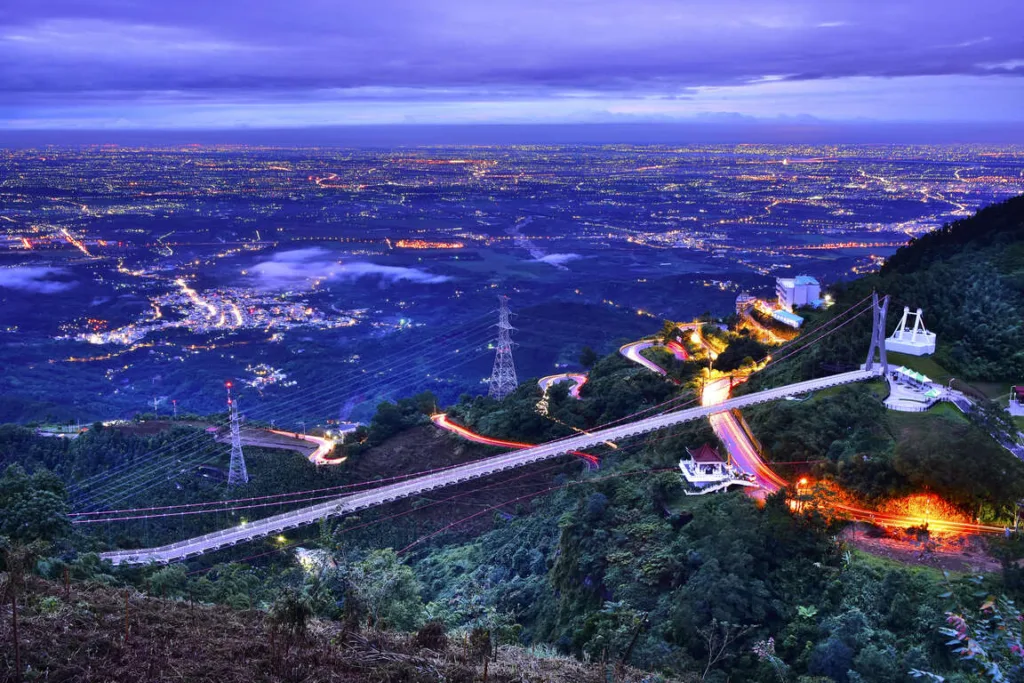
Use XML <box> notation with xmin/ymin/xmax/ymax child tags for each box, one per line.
<box><xmin>970</xmin><ymin>381</ymin><xmax>1015</xmax><ymax>403</ymax></box>
<box><xmin>847</xmin><ymin>548</ymin><xmax>954</xmax><ymax>581</ymax></box>
<box><xmin>809</xmin><ymin>380</ymin><xmax>889</xmax><ymax>403</ymax></box>
<box><xmin>888</xmin><ymin>401</ymin><xmax>966</xmax><ymax>428</ymax></box>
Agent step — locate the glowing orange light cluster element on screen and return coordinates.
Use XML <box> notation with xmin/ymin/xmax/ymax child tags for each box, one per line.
<box><xmin>878</xmin><ymin>493</ymin><xmax>972</xmax><ymax>528</ymax></box>
<box><xmin>394</xmin><ymin>239</ymin><xmax>465</xmax><ymax>249</ymax></box>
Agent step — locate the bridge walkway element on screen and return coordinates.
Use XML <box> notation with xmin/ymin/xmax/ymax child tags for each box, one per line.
<box><xmin>101</xmin><ymin>369</ymin><xmax>880</xmax><ymax>565</ymax></box>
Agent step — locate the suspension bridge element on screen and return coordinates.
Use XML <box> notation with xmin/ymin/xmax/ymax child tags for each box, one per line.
<box><xmin>87</xmin><ymin>293</ymin><xmax>893</xmax><ymax>565</ymax></box>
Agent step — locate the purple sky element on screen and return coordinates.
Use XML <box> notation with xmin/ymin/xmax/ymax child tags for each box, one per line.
<box><xmin>1</xmin><ymin>0</ymin><xmax>1022</xmax><ymax>129</ymax></box>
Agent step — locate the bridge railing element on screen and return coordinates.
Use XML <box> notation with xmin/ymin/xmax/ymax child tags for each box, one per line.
<box><xmin>102</xmin><ymin>368</ymin><xmax>882</xmax><ymax>564</ymax></box>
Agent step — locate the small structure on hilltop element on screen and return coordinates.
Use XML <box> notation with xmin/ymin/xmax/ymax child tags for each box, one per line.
<box><xmin>885</xmin><ymin>307</ymin><xmax>936</xmax><ymax>356</ymax></box>
<box><xmin>679</xmin><ymin>443</ymin><xmax>757</xmax><ymax>495</ymax></box>
<box><xmin>1009</xmin><ymin>386</ymin><xmax>1024</xmax><ymax>417</ymax></box>
<box><xmin>735</xmin><ymin>292</ymin><xmax>756</xmax><ymax>315</ymax></box>
<box><xmin>891</xmin><ymin>365</ymin><xmax>932</xmax><ymax>389</ymax></box>
<box><xmin>35</xmin><ymin>423</ymin><xmax>87</xmax><ymax>440</ymax></box>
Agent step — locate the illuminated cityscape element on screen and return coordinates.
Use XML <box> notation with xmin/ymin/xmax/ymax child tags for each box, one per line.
<box><xmin>1</xmin><ymin>143</ymin><xmax>1022</xmax><ymax>420</ymax></box>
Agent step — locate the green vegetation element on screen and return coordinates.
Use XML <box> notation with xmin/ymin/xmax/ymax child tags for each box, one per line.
<box><xmin>0</xmin><ymin>336</ymin><xmax>1015</xmax><ymax>682</ymax></box>
<box><xmin>451</xmin><ymin>350</ymin><xmax>684</xmax><ymax>444</ymax></box>
<box><xmin>6</xmin><ymin>196</ymin><xmax>1024</xmax><ymax>681</ymax></box>
<box><xmin>745</xmin><ymin>384</ymin><xmax>1024</xmax><ymax>516</ymax></box>
<box><xmin>751</xmin><ymin>195</ymin><xmax>1024</xmax><ymax>389</ymax></box>
<box><xmin>712</xmin><ymin>335</ymin><xmax>770</xmax><ymax>373</ymax></box>
<box><xmin>0</xmin><ymin>464</ymin><xmax>71</xmax><ymax>544</ymax></box>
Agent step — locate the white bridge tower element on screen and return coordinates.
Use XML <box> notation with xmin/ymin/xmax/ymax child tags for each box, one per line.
<box><xmin>864</xmin><ymin>293</ymin><xmax>890</xmax><ymax>373</ymax></box>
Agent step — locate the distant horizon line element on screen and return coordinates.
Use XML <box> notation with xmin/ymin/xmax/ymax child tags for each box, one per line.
<box><xmin>2</xmin><ymin>121</ymin><xmax>1023</xmax><ymax>147</ymax></box>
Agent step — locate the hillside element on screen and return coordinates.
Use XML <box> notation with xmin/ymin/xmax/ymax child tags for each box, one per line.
<box><xmin>749</xmin><ymin>193</ymin><xmax>1024</xmax><ymax>387</ymax></box>
<box><xmin>1</xmin><ymin>576</ymin><xmax>677</xmax><ymax>683</ymax></box>
<box><xmin>7</xmin><ymin>197</ymin><xmax>1024</xmax><ymax>683</ymax></box>
<box><xmin>741</xmin><ymin>195</ymin><xmax>1024</xmax><ymax>516</ymax></box>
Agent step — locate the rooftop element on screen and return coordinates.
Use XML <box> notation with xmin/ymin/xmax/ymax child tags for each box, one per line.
<box><xmin>771</xmin><ymin>309</ymin><xmax>804</xmax><ymax>326</ymax></box>
<box><xmin>686</xmin><ymin>443</ymin><xmax>724</xmax><ymax>463</ymax></box>
<box><xmin>776</xmin><ymin>275</ymin><xmax>820</xmax><ymax>287</ymax></box>
<box><xmin>894</xmin><ymin>366</ymin><xmax>932</xmax><ymax>384</ymax></box>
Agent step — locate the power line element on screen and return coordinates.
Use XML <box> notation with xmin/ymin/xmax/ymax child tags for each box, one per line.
<box><xmin>71</xmin><ymin>314</ymin><xmax>495</xmax><ymax>495</ymax></box>
<box><xmin>81</xmin><ymin>342</ymin><xmax>499</xmax><ymax>511</ymax></box>
<box><xmin>72</xmin><ymin>321</ymin><xmax>496</xmax><ymax>505</ymax></box>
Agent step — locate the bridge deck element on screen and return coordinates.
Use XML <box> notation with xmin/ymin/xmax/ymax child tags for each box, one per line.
<box><xmin>101</xmin><ymin>369</ymin><xmax>880</xmax><ymax>565</ymax></box>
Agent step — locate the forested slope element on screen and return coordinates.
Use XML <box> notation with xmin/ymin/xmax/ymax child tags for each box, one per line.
<box><xmin>748</xmin><ymin>193</ymin><xmax>1024</xmax><ymax>387</ymax></box>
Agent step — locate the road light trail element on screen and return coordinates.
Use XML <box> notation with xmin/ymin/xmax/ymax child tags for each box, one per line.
<box><xmin>431</xmin><ymin>413</ymin><xmax>599</xmax><ymax>466</ymax></box>
<box><xmin>704</xmin><ymin>377</ymin><xmax>1003</xmax><ymax>534</ymax></box>
<box><xmin>703</xmin><ymin>378</ymin><xmax>787</xmax><ymax>491</ymax></box>
<box><xmin>537</xmin><ymin>373</ymin><xmax>588</xmax><ymax>399</ymax></box>
<box><xmin>267</xmin><ymin>429</ymin><xmax>340</xmax><ymax>465</ymax></box>
<box><xmin>619</xmin><ymin>341</ymin><xmax>672</xmax><ymax>376</ymax></box>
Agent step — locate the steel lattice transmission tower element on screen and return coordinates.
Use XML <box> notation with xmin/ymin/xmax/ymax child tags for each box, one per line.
<box><xmin>488</xmin><ymin>295</ymin><xmax>519</xmax><ymax>400</ymax></box>
<box><xmin>225</xmin><ymin>382</ymin><xmax>249</xmax><ymax>486</ymax></box>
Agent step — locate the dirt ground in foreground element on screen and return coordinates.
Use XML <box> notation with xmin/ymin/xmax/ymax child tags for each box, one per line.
<box><xmin>840</xmin><ymin>523</ymin><xmax>1002</xmax><ymax>573</ymax></box>
<box><xmin>0</xmin><ymin>577</ymin><xmax>682</xmax><ymax>683</ymax></box>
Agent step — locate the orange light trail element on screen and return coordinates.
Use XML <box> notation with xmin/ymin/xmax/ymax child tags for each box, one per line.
<box><xmin>432</xmin><ymin>414</ymin><xmax>599</xmax><ymax>466</ymax></box>
<box><xmin>394</xmin><ymin>239</ymin><xmax>465</xmax><ymax>249</ymax></box>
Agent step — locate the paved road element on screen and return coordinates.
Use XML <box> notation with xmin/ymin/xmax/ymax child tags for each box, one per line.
<box><xmin>537</xmin><ymin>373</ymin><xmax>588</xmax><ymax>399</ymax></box>
<box><xmin>100</xmin><ymin>368</ymin><xmax>881</xmax><ymax>565</ymax></box>
<box><xmin>619</xmin><ymin>340</ymin><xmax>688</xmax><ymax>376</ymax></box>
<box><xmin>267</xmin><ymin>429</ymin><xmax>339</xmax><ymax>465</ymax></box>
<box><xmin>704</xmin><ymin>379</ymin><xmax>788</xmax><ymax>492</ymax></box>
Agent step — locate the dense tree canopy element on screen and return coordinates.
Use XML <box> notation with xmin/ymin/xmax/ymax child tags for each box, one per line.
<box><xmin>0</xmin><ymin>464</ymin><xmax>71</xmax><ymax>544</ymax></box>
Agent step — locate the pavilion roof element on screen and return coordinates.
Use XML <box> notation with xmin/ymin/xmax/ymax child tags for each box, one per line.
<box><xmin>687</xmin><ymin>443</ymin><xmax>724</xmax><ymax>463</ymax></box>
<box><xmin>895</xmin><ymin>366</ymin><xmax>931</xmax><ymax>384</ymax></box>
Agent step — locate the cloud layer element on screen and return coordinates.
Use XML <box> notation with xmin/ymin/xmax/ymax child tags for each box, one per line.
<box><xmin>536</xmin><ymin>253</ymin><xmax>583</xmax><ymax>267</ymax></box>
<box><xmin>0</xmin><ymin>266</ymin><xmax>76</xmax><ymax>293</ymax></box>
<box><xmin>251</xmin><ymin>249</ymin><xmax>450</xmax><ymax>290</ymax></box>
<box><xmin>0</xmin><ymin>0</ymin><xmax>1022</xmax><ymax>127</ymax></box>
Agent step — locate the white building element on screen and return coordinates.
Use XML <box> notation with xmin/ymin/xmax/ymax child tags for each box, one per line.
<box><xmin>679</xmin><ymin>444</ymin><xmax>757</xmax><ymax>495</ymax></box>
<box><xmin>884</xmin><ymin>307</ymin><xmax>936</xmax><ymax>356</ymax></box>
<box><xmin>776</xmin><ymin>275</ymin><xmax>822</xmax><ymax>312</ymax></box>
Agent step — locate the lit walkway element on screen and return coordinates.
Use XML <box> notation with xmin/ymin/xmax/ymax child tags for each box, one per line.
<box><xmin>101</xmin><ymin>368</ymin><xmax>881</xmax><ymax>565</ymax></box>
